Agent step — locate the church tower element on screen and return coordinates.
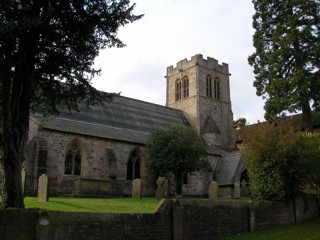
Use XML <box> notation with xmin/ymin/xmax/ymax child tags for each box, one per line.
<box><xmin>166</xmin><ymin>54</ymin><xmax>235</xmax><ymax>150</ymax></box>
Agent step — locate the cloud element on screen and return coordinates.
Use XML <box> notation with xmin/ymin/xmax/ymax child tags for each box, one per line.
<box><xmin>92</xmin><ymin>0</ymin><xmax>265</xmax><ymax>124</ymax></box>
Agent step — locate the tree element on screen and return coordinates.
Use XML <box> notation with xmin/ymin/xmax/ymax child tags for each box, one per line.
<box><xmin>234</xmin><ymin>117</ymin><xmax>247</xmax><ymax>129</ymax></box>
<box><xmin>243</xmin><ymin>122</ymin><xmax>319</xmax><ymax>201</ymax></box>
<box><xmin>146</xmin><ymin>125</ymin><xmax>208</xmax><ymax>196</ymax></box>
<box><xmin>0</xmin><ymin>0</ymin><xmax>142</xmax><ymax>208</ymax></box>
<box><xmin>248</xmin><ymin>0</ymin><xmax>320</xmax><ymax>131</ymax></box>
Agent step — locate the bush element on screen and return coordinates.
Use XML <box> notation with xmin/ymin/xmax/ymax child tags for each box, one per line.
<box><xmin>244</xmin><ymin>123</ymin><xmax>319</xmax><ymax>201</ymax></box>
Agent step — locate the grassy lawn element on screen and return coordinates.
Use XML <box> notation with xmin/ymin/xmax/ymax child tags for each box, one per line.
<box><xmin>217</xmin><ymin>218</ymin><xmax>320</xmax><ymax>240</ymax></box>
<box><xmin>24</xmin><ymin>196</ymin><xmax>160</xmax><ymax>213</ymax></box>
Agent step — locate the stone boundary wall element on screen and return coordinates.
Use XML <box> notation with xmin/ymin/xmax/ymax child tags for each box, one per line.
<box><xmin>0</xmin><ymin>196</ymin><xmax>319</xmax><ymax>240</ymax></box>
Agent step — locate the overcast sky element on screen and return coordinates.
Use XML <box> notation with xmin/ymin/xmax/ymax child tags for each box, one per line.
<box><xmin>92</xmin><ymin>0</ymin><xmax>265</xmax><ymax>124</ymax></box>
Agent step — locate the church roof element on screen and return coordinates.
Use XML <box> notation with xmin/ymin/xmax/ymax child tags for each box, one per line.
<box><xmin>31</xmin><ymin>96</ymin><xmax>191</xmax><ymax>144</ymax></box>
<box><xmin>213</xmin><ymin>152</ymin><xmax>243</xmax><ymax>185</ymax></box>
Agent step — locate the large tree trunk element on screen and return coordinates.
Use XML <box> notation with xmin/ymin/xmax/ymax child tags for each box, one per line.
<box><xmin>0</xmin><ymin>8</ymin><xmax>37</xmax><ymax>207</ymax></box>
<box><xmin>1</xmin><ymin>63</ymin><xmax>32</xmax><ymax>208</ymax></box>
<box><xmin>302</xmin><ymin>104</ymin><xmax>313</xmax><ymax>132</ymax></box>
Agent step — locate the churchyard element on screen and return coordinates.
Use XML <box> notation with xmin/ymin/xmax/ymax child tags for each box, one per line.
<box><xmin>0</xmin><ymin>172</ymin><xmax>318</xmax><ymax>240</ymax></box>
<box><xmin>1</xmin><ymin>195</ymin><xmax>319</xmax><ymax>240</ymax></box>
<box><xmin>1</xmin><ymin>176</ymin><xmax>319</xmax><ymax>240</ymax></box>
<box><xmin>0</xmin><ymin>171</ymin><xmax>318</xmax><ymax>240</ymax></box>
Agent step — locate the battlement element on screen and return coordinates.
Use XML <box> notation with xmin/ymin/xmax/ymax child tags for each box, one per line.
<box><xmin>167</xmin><ymin>54</ymin><xmax>229</xmax><ymax>76</ymax></box>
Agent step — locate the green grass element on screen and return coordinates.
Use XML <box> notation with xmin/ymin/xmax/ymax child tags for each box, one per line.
<box><xmin>24</xmin><ymin>197</ymin><xmax>160</xmax><ymax>213</ymax></box>
<box><xmin>217</xmin><ymin>218</ymin><xmax>320</xmax><ymax>240</ymax></box>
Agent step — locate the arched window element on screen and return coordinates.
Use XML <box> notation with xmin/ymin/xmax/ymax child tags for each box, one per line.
<box><xmin>206</xmin><ymin>75</ymin><xmax>212</xmax><ymax>98</ymax></box>
<box><xmin>182</xmin><ymin>76</ymin><xmax>189</xmax><ymax>98</ymax></box>
<box><xmin>37</xmin><ymin>138</ymin><xmax>47</xmax><ymax>177</ymax></box>
<box><xmin>37</xmin><ymin>150</ymin><xmax>47</xmax><ymax>177</ymax></box>
<box><xmin>65</xmin><ymin>142</ymin><xmax>81</xmax><ymax>176</ymax></box>
<box><xmin>175</xmin><ymin>79</ymin><xmax>181</xmax><ymax>101</ymax></box>
<box><xmin>106</xmin><ymin>148</ymin><xmax>117</xmax><ymax>179</ymax></box>
<box><xmin>214</xmin><ymin>77</ymin><xmax>220</xmax><ymax>99</ymax></box>
<box><xmin>127</xmin><ymin>149</ymin><xmax>141</xmax><ymax>180</ymax></box>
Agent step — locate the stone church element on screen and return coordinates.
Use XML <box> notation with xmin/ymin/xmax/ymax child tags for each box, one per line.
<box><xmin>25</xmin><ymin>54</ymin><xmax>245</xmax><ymax>198</ymax></box>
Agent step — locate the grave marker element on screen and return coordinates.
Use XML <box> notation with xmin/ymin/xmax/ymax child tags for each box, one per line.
<box><xmin>208</xmin><ymin>181</ymin><xmax>219</xmax><ymax>200</ymax></box>
<box><xmin>155</xmin><ymin>177</ymin><xmax>169</xmax><ymax>200</ymax></box>
<box><xmin>132</xmin><ymin>178</ymin><xmax>141</xmax><ymax>199</ymax></box>
<box><xmin>38</xmin><ymin>174</ymin><xmax>49</xmax><ymax>202</ymax></box>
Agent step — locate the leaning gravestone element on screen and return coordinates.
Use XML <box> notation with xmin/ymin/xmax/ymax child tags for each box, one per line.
<box><xmin>38</xmin><ymin>174</ymin><xmax>49</xmax><ymax>202</ymax></box>
<box><xmin>208</xmin><ymin>181</ymin><xmax>219</xmax><ymax>201</ymax></box>
<box><xmin>132</xmin><ymin>178</ymin><xmax>141</xmax><ymax>199</ymax></box>
<box><xmin>155</xmin><ymin>177</ymin><xmax>169</xmax><ymax>200</ymax></box>
<box><xmin>21</xmin><ymin>168</ymin><xmax>27</xmax><ymax>197</ymax></box>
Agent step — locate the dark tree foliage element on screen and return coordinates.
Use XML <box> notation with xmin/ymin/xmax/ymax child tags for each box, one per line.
<box><xmin>146</xmin><ymin>125</ymin><xmax>208</xmax><ymax>196</ymax></box>
<box><xmin>0</xmin><ymin>0</ymin><xmax>142</xmax><ymax>208</ymax></box>
<box><xmin>248</xmin><ymin>0</ymin><xmax>320</xmax><ymax>131</ymax></box>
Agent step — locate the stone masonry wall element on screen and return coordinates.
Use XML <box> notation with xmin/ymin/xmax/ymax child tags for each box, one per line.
<box><xmin>0</xmin><ymin>196</ymin><xmax>318</xmax><ymax>240</ymax></box>
<box><xmin>166</xmin><ymin>54</ymin><xmax>236</xmax><ymax>151</ymax></box>
<box><xmin>25</xmin><ymin>128</ymin><xmax>156</xmax><ymax>196</ymax></box>
<box><xmin>174</xmin><ymin>200</ymin><xmax>249</xmax><ymax>240</ymax></box>
<box><xmin>26</xmin><ymin>127</ymin><xmax>220</xmax><ymax>197</ymax></box>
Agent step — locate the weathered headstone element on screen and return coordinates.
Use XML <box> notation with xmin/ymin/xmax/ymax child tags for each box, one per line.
<box><xmin>132</xmin><ymin>178</ymin><xmax>141</xmax><ymax>199</ymax></box>
<box><xmin>155</xmin><ymin>177</ymin><xmax>169</xmax><ymax>200</ymax></box>
<box><xmin>38</xmin><ymin>174</ymin><xmax>49</xmax><ymax>202</ymax></box>
<box><xmin>21</xmin><ymin>168</ymin><xmax>27</xmax><ymax>197</ymax></box>
<box><xmin>208</xmin><ymin>181</ymin><xmax>219</xmax><ymax>200</ymax></box>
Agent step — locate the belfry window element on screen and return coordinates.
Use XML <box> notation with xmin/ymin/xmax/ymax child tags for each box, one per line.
<box><xmin>175</xmin><ymin>79</ymin><xmax>182</xmax><ymax>101</ymax></box>
<box><xmin>65</xmin><ymin>142</ymin><xmax>81</xmax><ymax>176</ymax></box>
<box><xmin>206</xmin><ymin>75</ymin><xmax>212</xmax><ymax>98</ymax></box>
<box><xmin>182</xmin><ymin>76</ymin><xmax>189</xmax><ymax>98</ymax></box>
<box><xmin>127</xmin><ymin>151</ymin><xmax>141</xmax><ymax>180</ymax></box>
<box><xmin>175</xmin><ymin>76</ymin><xmax>189</xmax><ymax>101</ymax></box>
<box><xmin>214</xmin><ymin>77</ymin><xmax>220</xmax><ymax>99</ymax></box>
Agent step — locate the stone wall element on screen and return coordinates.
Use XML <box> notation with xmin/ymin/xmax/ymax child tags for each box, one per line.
<box><xmin>0</xmin><ymin>196</ymin><xmax>318</xmax><ymax>240</ymax></box>
<box><xmin>174</xmin><ymin>200</ymin><xmax>250</xmax><ymax>240</ymax></box>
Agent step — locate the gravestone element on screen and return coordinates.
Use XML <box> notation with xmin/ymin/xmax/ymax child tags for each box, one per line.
<box><xmin>155</xmin><ymin>177</ymin><xmax>169</xmax><ymax>200</ymax></box>
<box><xmin>21</xmin><ymin>168</ymin><xmax>27</xmax><ymax>197</ymax></box>
<box><xmin>208</xmin><ymin>181</ymin><xmax>219</xmax><ymax>200</ymax></box>
<box><xmin>38</xmin><ymin>174</ymin><xmax>49</xmax><ymax>202</ymax></box>
<box><xmin>132</xmin><ymin>178</ymin><xmax>141</xmax><ymax>199</ymax></box>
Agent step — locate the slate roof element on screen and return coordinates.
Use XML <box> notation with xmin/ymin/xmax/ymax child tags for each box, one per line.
<box><xmin>31</xmin><ymin>95</ymin><xmax>191</xmax><ymax>144</ymax></box>
<box><xmin>214</xmin><ymin>152</ymin><xmax>243</xmax><ymax>185</ymax></box>
<box><xmin>235</xmin><ymin>111</ymin><xmax>320</xmax><ymax>143</ymax></box>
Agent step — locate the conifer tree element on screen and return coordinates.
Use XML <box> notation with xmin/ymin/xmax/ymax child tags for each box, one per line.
<box><xmin>0</xmin><ymin>0</ymin><xmax>142</xmax><ymax>208</ymax></box>
<box><xmin>248</xmin><ymin>0</ymin><xmax>320</xmax><ymax>130</ymax></box>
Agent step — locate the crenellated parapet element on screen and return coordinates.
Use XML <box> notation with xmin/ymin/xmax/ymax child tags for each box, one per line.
<box><xmin>167</xmin><ymin>54</ymin><xmax>229</xmax><ymax>77</ymax></box>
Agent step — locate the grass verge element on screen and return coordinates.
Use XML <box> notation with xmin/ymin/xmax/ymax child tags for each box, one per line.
<box><xmin>24</xmin><ymin>197</ymin><xmax>159</xmax><ymax>213</ymax></box>
<box><xmin>217</xmin><ymin>218</ymin><xmax>320</xmax><ymax>240</ymax></box>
